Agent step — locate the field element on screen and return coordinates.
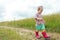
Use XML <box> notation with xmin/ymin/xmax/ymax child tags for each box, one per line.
<box><xmin>0</xmin><ymin>13</ymin><xmax>60</xmax><ymax>40</ymax></box>
<box><xmin>0</xmin><ymin>28</ymin><xmax>22</xmax><ymax>40</ymax></box>
<box><xmin>0</xmin><ymin>26</ymin><xmax>57</xmax><ymax>40</ymax></box>
<box><xmin>0</xmin><ymin>13</ymin><xmax>60</xmax><ymax>33</ymax></box>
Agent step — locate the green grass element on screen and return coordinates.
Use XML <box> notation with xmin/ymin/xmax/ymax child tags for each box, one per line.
<box><xmin>0</xmin><ymin>28</ymin><xmax>22</xmax><ymax>40</ymax></box>
<box><xmin>43</xmin><ymin>14</ymin><xmax>60</xmax><ymax>33</ymax></box>
<box><xmin>0</xmin><ymin>13</ymin><xmax>60</xmax><ymax>33</ymax></box>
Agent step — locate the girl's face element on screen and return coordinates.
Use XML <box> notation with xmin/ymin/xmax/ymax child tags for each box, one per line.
<box><xmin>38</xmin><ymin>8</ymin><xmax>43</xmax><ymax>14</ymax></box>
<box><xmin>38</xmin><ymin>6</ymin><xmax>43</xmax><ymax>14</ymax></box>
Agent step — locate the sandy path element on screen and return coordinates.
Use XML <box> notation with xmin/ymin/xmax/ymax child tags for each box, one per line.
<box><xmin>0</xmin><ymin>26</ymin><xmax>60</xmax><ymax>40</ymax></box>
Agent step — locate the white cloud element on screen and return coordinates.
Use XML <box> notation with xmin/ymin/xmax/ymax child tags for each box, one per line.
<box><xmin>0</xmin><ymin>0</ymin><xmax>60</xmax><ymax>21</ymax></box>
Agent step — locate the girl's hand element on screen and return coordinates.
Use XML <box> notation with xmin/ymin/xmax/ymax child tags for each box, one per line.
<box><xmin>37</xmin><ymin>18</ymin><xmax>42</xmax><ymax>20</ymax></box>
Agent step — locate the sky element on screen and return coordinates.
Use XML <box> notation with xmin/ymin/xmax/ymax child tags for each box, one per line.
<box><xmin>0</xmin><ymin>0</ymin><xmax>60</xmax><ymax>22</ymax></box>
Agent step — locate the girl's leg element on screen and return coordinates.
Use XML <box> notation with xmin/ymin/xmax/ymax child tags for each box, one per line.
<box><xmin>42</xmin><ymin>30</ymin><xmax>50</xmax><ymax>38</ymax></box>
<box><xmin>35</xmin><ymin>30</ymin><xmax>39</xmax><ymax>36</ymax></box>
<box><xmin>41</xmin><ymin>24</ymin><xmax>50</xmax><ymax>39</ymax></box>
<box><xmin>35</xmin><ymin>24</ymin><xmax>41</xmax><ymax>39</ymax></box>
<box><xmin>35</xmin><ymin>30</ymin><xmax>40</xmax><ymax>39</ymax></box>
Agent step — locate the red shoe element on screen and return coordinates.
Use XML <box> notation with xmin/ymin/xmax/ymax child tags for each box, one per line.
<box><xmin>45</xmin><ymin>35</ymin><xmax>50</xmax><ymax>38</ymax></box>
<box><xmin>42</xmin><ymin>31</ymin><xmax>50</xmax><ymax>38</ymax></box>
<box><xmin>36</xmin><ymin>35</ymin><xmax>40</xmax><ymax>39</ymax></box>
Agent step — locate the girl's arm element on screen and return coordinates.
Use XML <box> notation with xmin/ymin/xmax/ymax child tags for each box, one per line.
<box><xmin>35</xmin><ymin>18</ymin><xmax>37</xmax><ymax>22</ymax></box>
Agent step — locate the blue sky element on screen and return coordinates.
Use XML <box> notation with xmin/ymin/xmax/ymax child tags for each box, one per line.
<box><xmin>0</xmin><ymin>0</ymin><xmax>60</xmax><ymax>22</ymax></box>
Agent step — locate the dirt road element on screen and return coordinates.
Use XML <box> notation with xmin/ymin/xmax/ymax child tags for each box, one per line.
<box><xmin>0</xmin><ymin>26</ymin><xmax>60</xmax><ymax>40</ymax></box>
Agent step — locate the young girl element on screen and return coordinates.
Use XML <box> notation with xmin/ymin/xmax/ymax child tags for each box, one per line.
<box><xmin>35</xmin><ymin>6</ymin><xmax>50</xmax><ymax>40</ymax></box>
